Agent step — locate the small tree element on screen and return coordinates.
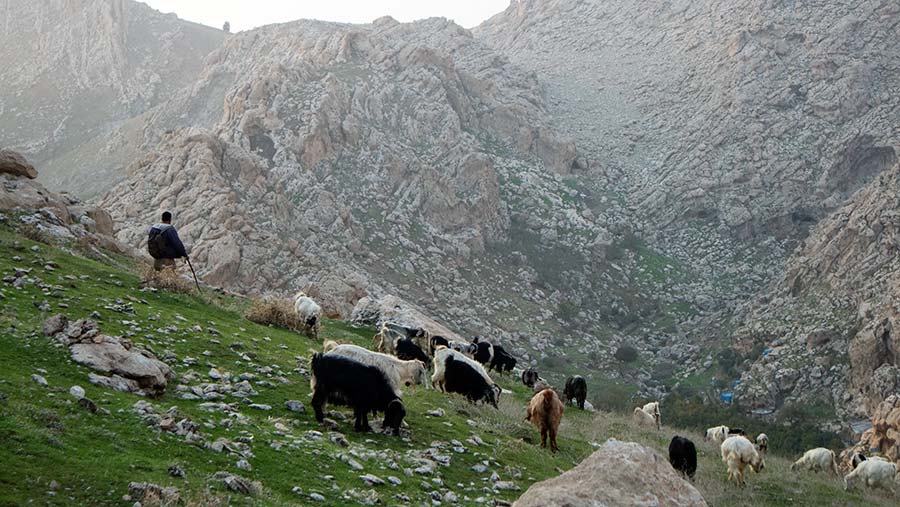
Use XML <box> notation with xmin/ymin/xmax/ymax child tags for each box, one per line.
<box><xmin>223</xmin><ymin>21</ymin><xmax>231</xmax><ymax>33</ymax></box>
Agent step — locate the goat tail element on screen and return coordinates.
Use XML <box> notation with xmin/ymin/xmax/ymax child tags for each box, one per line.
<box><xmin>540</xmin><ymin>389</ymin><xmax>555</xmax><ymax>426</ymax></box>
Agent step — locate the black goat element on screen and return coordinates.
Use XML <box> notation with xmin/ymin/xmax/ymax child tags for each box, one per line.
<box><xmin>472</xmin><ymin>339</ymin><xmax>494</xmax><ymax>366</ymax></box>
<box><xmin>310</xmin><ymin>353</ymin><xmax>406</xmax><ymax>435</ymax></box>
<box><xmin>728</xmin><ymin>427</ymin><xmax>747</xmax><ymax>436</ymax></box>
<box><xmin>394</xmin><ymin>337</ymin><xmax>429</xmax><ymax>363</ymax></box>
<box><xmin>563</xmin><ymin>375</ymin><xmax>588</xmax><ymax>410</ymax></box>
<box><xmin>522</xmin><ymin>368</ymin><xmax>539</xmax><ymax>388</ymax></box>
<box><xmin>444</xmin><ymin>355</ymin><xmax>499</xmax><ymax>408</ymax></box>
<box><xmin>488</xmin><ymin>345</ymin><xmax>517</xmax><ymax>374</ymax></box>
<box><xmin>430</xmin><ymin>335</ymin><xmax>449</xmax><ymax>352</ymax></box>
<box><xmin>668</xmin><ymin>436</ymin><xmax>698</xmax><ymax>480</ymax></box>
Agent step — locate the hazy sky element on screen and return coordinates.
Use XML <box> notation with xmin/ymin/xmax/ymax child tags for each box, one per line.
<box><xmin>141</xmin><ymin>1</ymin><xmax>511</xmax><ymax>31</ymax></box>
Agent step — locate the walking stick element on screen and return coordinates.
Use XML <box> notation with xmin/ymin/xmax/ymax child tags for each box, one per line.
<box><xmin>185</xmin><ymin>257</ymin><xmax>202</xmax><ymax>294</ymax></box>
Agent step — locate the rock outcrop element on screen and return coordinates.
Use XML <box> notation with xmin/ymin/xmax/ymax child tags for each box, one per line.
<box><xmin>514</xmin><ymin>439</ymin><xmax>707</xmax><ymax>507</ymax></box>
<box><xmin>44</xmin><ymin>316</ymin><xmax>174</xmax><ymax>396</ymax></box>
<box><xmin>840</xmin><ymin>395</ymin><xmax>900</xmax><ymax>468</ymax></box>
<box><xmin>734</xmin><ymin>163</ymin><xmax>900</xmax><ymax>421</ymax></box>
<box><xmin>0</xmin><ymin>150</ymin><xmax>37</xmax><ymax>179</ymax></box>
<box><xmin>0</xmin><ymin>151</ymin><xmax>125</xmax><ymax>253</ymax></box>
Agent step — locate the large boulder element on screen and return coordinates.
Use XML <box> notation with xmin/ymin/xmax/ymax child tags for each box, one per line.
<box><xmin>514</xmin><ymin>439</ymin><xmax>708</xmax><ymax>507</ymax></box>
<box><xmin>69</xmin><ymin>337</ymin><xmax>173</xmax><ymax>395</ymax></box>
<box><xmin>44</xmin><ymin>316</ymin><xmax>174</xmax><ymax>396</ymax></box>
<box><xmin>0</xmin><ymin>150</ymin><xmax>38</xmax><ymax>179</ymax></box>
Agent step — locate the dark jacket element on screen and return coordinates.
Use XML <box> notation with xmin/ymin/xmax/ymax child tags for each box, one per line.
<box><xmin>149</xmin><ymin>223</ymin><xmax>188</xmax><ymax>259</ymax></box>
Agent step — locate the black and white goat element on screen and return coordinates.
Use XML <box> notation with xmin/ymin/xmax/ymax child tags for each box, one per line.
<box><xmin>443</xmin><ymin>355</ymin><xmax>500</xmax><ymax>408</ymax></box>
<box><xmin>310</xmin><ymin>353</ymin><xmax>406</xmax><ymax>435</ymax></box>
<box><xmin>488</xmin><ymin>345</ymin><xmax>517</xmax><ymax>374</ymax></box>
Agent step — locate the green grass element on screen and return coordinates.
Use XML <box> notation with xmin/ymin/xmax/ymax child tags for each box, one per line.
<box><xmin>0</xmin><ymin>226</ymin><xmax>895</xmax><ymax>507</ymax></box>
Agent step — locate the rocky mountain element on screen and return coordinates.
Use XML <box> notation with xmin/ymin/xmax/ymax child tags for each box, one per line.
<box><xmin>95</xmin><ymin>15</ymin><xmax>672</xmax><ymax>367</ymax></box>
<box><xmin>476</xmin><ymin>0</ymin><xmax>900</xmax><ymax>238</ymax></box>
<box><xmin>0</xmin><ymin>0</ymin><xmax>223</xmax><ymax>193</ymax></box>
<box><xmin>733</xmin><ymin>161</ymin><xmax>900</xmax><ymax>422</ymax></box>
<box><xmin>475</xmin><ymin>0</ymin><xmax>900</xmax><ymax>426</ymax></box>
<box><xmin>3</xmin><ymin>0</ymin><xmax>900</xmax><ymax>426</ymax></box>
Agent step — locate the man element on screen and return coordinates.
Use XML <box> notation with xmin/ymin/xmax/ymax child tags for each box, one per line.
<box><xmin>148</xmin><ymin>211</ymin><xmax>189</xmax><ymax>271</ymax></box>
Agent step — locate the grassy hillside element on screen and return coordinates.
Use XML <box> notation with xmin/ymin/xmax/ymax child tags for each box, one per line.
<box><xmin>0</xmin><ymin>225</ymin><xmax>895</xmax><ymax>507</ymax></box>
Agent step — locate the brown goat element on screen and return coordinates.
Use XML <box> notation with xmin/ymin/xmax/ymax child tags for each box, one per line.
<box><xmin>525</xmin><ymin>388</ymin><xmax>564</xmax><ymax>452</ymax></box>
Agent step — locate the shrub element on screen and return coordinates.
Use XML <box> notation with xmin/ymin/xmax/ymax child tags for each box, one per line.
<box><xmin>613</xmin><ymin>345</ymin><xmax>639</xmax><ymax>363</ymax></box>
<box><xmin>245</xmin><ymin>297</ymin><xmax>304</xmax><ymax>333</ymax></box>
<box><xmin>556</xmin><ymin>299</ymin><xmax>579</xmax><ymax>322</ymax></box>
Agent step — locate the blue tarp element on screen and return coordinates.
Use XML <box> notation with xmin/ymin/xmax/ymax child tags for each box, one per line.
<box><xmin>762</xmin><ymin>347</ymin><xmax>773</xmax><ymax>356</ymax></box>
<box><xmin>720</xmin><ymin>392</ymin><xmax>734</xmax><ymax>404</ymax></box>
<box><xmin>732</xmin><ymin>380</ymin><xmax>742</xmax><ymax>388</ymax></box>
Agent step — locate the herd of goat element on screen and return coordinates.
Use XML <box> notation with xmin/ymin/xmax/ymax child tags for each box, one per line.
<box><xmin>294</xmin><ymin>294</ymin><xmax>899</xmax><ymax>493</ymax></box>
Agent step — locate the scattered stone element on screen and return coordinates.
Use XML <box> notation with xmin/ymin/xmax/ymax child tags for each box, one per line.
<box><xmin>236</xmin><ymin>459</ymin><xmax>252</xmax><ymax>471</ymax></box>
<box><xmin>211</xmin><ymin>472</ymin><xmax>262</xmax><ymax>496</ymax></box>
<box><xmin>330</xmin><ymin>433</ymin><xmax>350</xmax><ymax>448</ymax></box>
<box><xmin>31</xmin><ymin>374</ymin><xmax>49</xmax><ymax>387</ymax></box>
<box><xmin>69</xmin><ymin>386</ymin><xmax>85</xmax><ymax>399</ymax></box>
<box><xmin>426</xmin><ymin>408</ymin><xmax>445</xmax><ymax>417</ymax></box>
<box><xmin>168</xmin><ymin>465</ymin><xmax>185</xmax><ymax>478</ymax></box>
<box><xmin>360</xmin><ymin>474</ymin><xmax>385</xmax><ymax>486</ymax></box>
<box><xmin>341</xmin><ymin>454</ymin><xmax>365</xmax><ymax>471</ymax></box>
<box><xmin>285</xmin><ymin>400</ymin><xmax>305</xmax><ymax>413</ymax></box>
<box><xmin>309</xmin><ymin>492</ymin><xmax>326</xmax><ymax>501</ymax></box>
<box><xmin>248</xmin><ymin>404</ymin><xmax>272</xmax><ymax>411</ymax></box>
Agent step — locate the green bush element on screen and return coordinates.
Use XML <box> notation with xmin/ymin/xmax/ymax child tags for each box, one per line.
<box><xmin>556</xmin><ymin>299</ymin><xmax>579</xmax><ymax>322</ymax></box>
<box><xmin>614</xmin><ymin>345</ymin><xmax>639</xmax><ymax>363</ymax></box>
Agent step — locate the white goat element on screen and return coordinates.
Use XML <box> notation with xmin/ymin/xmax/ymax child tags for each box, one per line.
<box><xmin>642</xmin><ymin>401</ymin><xmax>661</xmax><ymax>430</ymax></box>
<box><xmin>705</xmin><ymin>425</ymin><xmax>729</xmax><ymax>444</ymax></box>
<box><xmin>324</xmin><ymin>343</ymin><xmax>428</xmax><ymax>394</ymax></box>
<box><xmin>294</xmin><ymin>292</ymin><xmax>322</xmax><ymax>339</ymax></box>
<box><xmin>844</xmin><ymin>458</ymin><xmax>898</xmax><ymax>491</ymax></box>
<box><xmin>791</xmin><ymin>448</ymin><xmax>839</xmax><ymax>475</ymax></box>
<box><xmin>755</xmin><ymin>433</ymin><xmax>769</xmax><ymax>455</ymax></box>
<box><xmin>632</xmin><ymin>407</ymin><xmax>657</xmax><ymax>428</ymax></box>
<box><xmin>721</xmin><ymin>435</ymin><xmax>764</xmax><ymax>487</ymax></box>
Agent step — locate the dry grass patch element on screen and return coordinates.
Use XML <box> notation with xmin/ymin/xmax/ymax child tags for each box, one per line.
<box><xmin>245</xmin><ymin>297</ymin><xmax>305</xmax><ymax>333</ymax></box>
<box><xmin>140</xmin><ymin>265</ymin><xmax>196</xmax><ymax>295</ymax></box>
